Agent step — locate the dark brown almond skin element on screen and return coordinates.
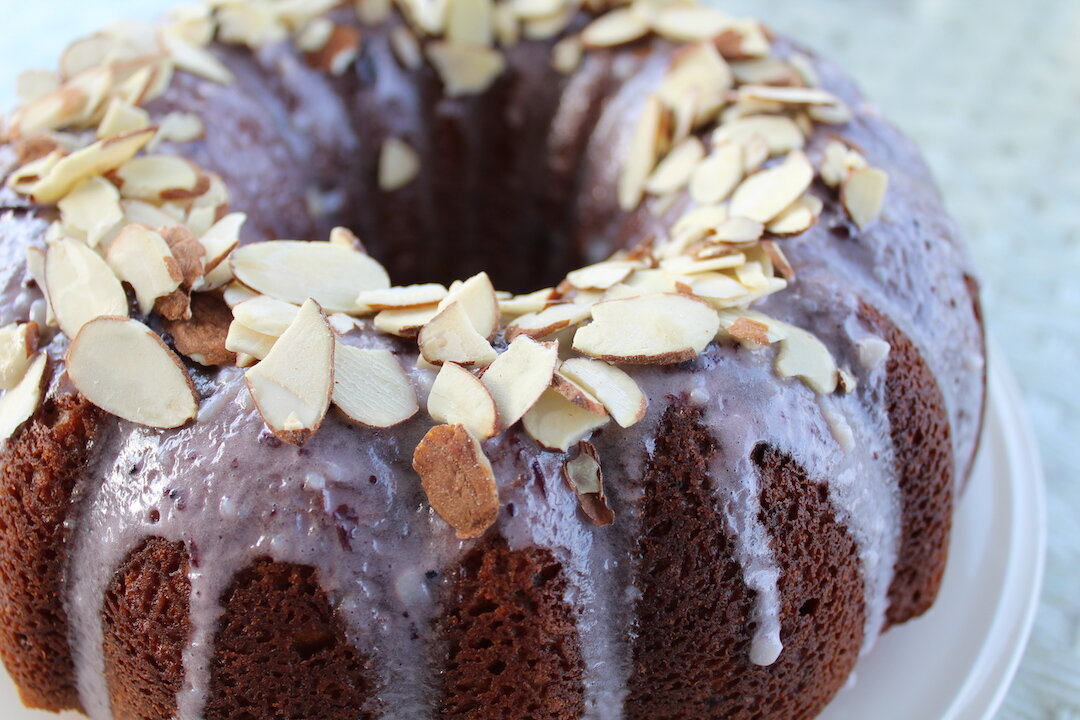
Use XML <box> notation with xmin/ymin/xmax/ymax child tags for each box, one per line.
<box><xmin>203</xmin><ymin>559</ymin><xmax>377</xmax><ymax>720</ymax></box>
<box><xmin>104</xmin><ymin>538</ymin><xmax>192</xmax><ymax>720</ymax></box>
<box><xmin>0</xmin><ymin>393</ymin><xmax>99</xmax><ymax>713</ymax></box>
<box><xmin>624</xmin><ymin>403</ymin><xmax>865</xmax><ymax>720</ymax></box>
<box><xmin>859</xmin><ymin>303</ymin><xmax>955</xmax><ymax>628</ymax></box>
<box><xmin>436</xmin><ymin>537</ymin><xmax>586</xmax><ymax>720</ymax></box>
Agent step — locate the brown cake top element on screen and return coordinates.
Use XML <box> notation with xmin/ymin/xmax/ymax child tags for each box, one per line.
<box><xmin>0</xmin><ymin>0</ymin><xmax>887</xmax><ymax>538</ymax></box>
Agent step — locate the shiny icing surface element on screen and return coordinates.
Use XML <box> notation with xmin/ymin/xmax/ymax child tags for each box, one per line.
<box><xmin>0</xmin><ymin>14</ymin><xmax>983</xmax><ymax>720</ymax></box>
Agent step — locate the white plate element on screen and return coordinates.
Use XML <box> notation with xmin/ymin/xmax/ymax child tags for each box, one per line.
<box><xmin>1</xmin><ymin>351</ymin><xmax>1045</xmax><ymax>720</ymax></box>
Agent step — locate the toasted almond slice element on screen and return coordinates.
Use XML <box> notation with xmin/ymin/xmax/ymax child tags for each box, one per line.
<box><xmin>160</xmin><ymin>27</ymin><xmax>235</xmax><ymax>84</ymax></box>
<box><xmin>644</xmin><ymin>136</ymin><xmax>705</xmax><ymax>196</ymax></box>
<box><xmin>427</xmin><ymin>42</ymin><xmax>506</xmax><ymax>97</ymax></box>
<box><xmin>522</xmin><ymin>388</ymin><xmax>609</xmax><ymax>451</ymax></box>
<box><xmin>225</xmin><ymin>320</ymin><xmax>278</xmax><ymax>360</ymax></box>
<box><xmin>162</xmin><ymin>293</ymin><xmax>236</xmax><ymax>367</ymax></box>
<box><xmin>766</xmin><ymin>198</ymin><xmax>816</xmax><ymax>236</ymax></box>
<box><xmin>565</xmin><ymin>261</ymin><xmax>639</xmax><ymax>292</ymax></box>
<box><xmin>379</xmin><ymin>138</ymin><xmax>420</xmax><ymax>192</ymax></box>
<box><xmin>669</xmin><ymin>204</ymin><xmax>730</xmax><ymax>251</ymax></box>
<box><xmin>0</xmin><ymin>352</ymin><xmax>48</xmax><ymax>442</ymax></box>
<box><xmin>688</xmin><ymin>142</ymin><xmax>742</xmax><ymax>205</ymax></box>
<box><xmin>230</xmin><ymin>240</ymin><xmax>390</xmax><ymax>312</ymax></box>
<box><xmin>562</xmin><ymin>441</ymin><xmax>614</xmax><ymax>525</ymax></box>
<box><xmin>775</xmin><ymin>324</ymin><xmax>838</xmax><ymax>394</ymax></box>
<box><xmin>332</xmin><ymin>344</ymin><xmax>418</xmax><ymax>427</ymax></box>
<box><xmin>499</xmin><ymin>287</ymin><xmax>555</xmax><ymax>317</ymax></box>
<box><xmin>652</xmin><ymin>6</ymin><xmax>732</xmax><ymax>42</ymax></box>
<box><xmin>505</xmin><ymin>303</ymin><xmax>591</xmax><ymax>341</ymax></box>
<box><xmin>356</xmin><ymin>283</ymin><xmax>447</xmax><ymax>311</ymax></box>
<box><xmin>106</xmin><ymin>224</ymin><xmax>183</xmax><ymax>314</ymax></box>
<box><xmin>58</xmin><ymin>176</ymin><xmax>123</xmax><ymax>247</ymax></box>
<box><xmin>657</xmin><ymin>42</ymin><xmax>732</xmax><ymax>125</ymax></box>
<box><xmin>438</xmin><ymin>272</ymin><xmax>499</xmax><ymax>339</ymax></box>
<box><xmin>715</xmin><ymin>309</ymin><xmax>788</xmax><ymax>346</ymax></box>
<box><xmin>446</xmin><ymin>0</ymin><xmax>494</xmax><ymax>46</ymax></box>
<box><xmin>233</xmin><ymin>296</ymin><xmax>301</xmax><ymax>337</ymax></box>
<box><xmin>198</xmin><ymin>212</ymin><xmax>245</xmax><ymax>274</ymax></box>
<box><xmin>111</xmin><ymin>155</ymin><xmax>205</xmax><ymax>201</ymax></box>
<box><xmin>712</xmin><ymin>216</ymin><xmax>764</xmax><ymax>243</ymax></box>
<box><xmin>737</xmin><ymin>85</ymin><xmax>840</xmax><ymax>106</ymax></box>
<box><xmin>328</xmin><ymin>226</ymin><xmax>366</xmax><ymax>252</ymax></box>
<box><xmin>223</xmin><ymin>282</ymin><xmax>260</xmax><ymax>308</ymax></box>
<box><xmin>729</xmin><ymin>150</ymin><xmax>814</xmax><ymax>223</ymax></box>
<box><xmin>245</xmin><ymin>299</ymin><xmax>335</xmax><ymax>445</ymax></box>
<box><xmin>27</xmin><ymin>126</ymin><xmax>156</xmax><ymax>204</ymax></box>
<box><xmin>374</xmin><ymin>304</ymin><xmax>441</xmax><ymax>338</ymax></box>
<box><xmin>428</xmin><ymin>361</ymin><xmax>499</xmax><ymax>438</ymax></box>
<box><xmin>97</xmin><ymin>98</ymin><xmax>151</xmax><ymax>139</ymax></box>
<box><xmin>841</xmin><ymin>167</ymin><xmax>889</xmax><ymax>230</ymax></box>
<box><xmin>552</xmin><ymin>371</ymin><xmax>607</xmax><ymax>417</ymax></box>
<box><xmin>327</xmin><ymin>312</ymin><xmax>363</xmax><ymax>335</ymax></box>
<box><xmin>481</xmin><ymin>335</ymin><xmax>558</xmax><ymax>428</ymax></box>
<box><xmin>552</xmin><ymin>35</ymin><xmax>583</xmax><ymax>75</ymax></box>
<box><xmin>5</xmin><ymin>150</ymin><xmax>64</xmax><ymax>195</ymax></box>
<box><xmin>558</xmin><ymin>356</ymin><xmax>645</xmax><ymax>427</ymax></box>
<box><xmin>582</xmin><ymin>8</ymin><xmax>649</xmax><ymax>48</ymax></box>
<box><xmin>67</xmin><ymin>316</ymin><xmax>197</xmax><ymax>428</ymax></box>
<box><xmin>45</xmin><ymin>238</ymin><xmax>129</xmax><ymax>339</ymax></box>
<box><xmin>713</xmin><ymin>115</ymin><xmax>804</xmax><ymax>156</ymax></box>
<box><xmin>7</xmin><ymin>86</ymin><xmax>87</xmax><ymax>139</ymax></box>
<box><xmin>573</xmin><ymin>293</ymin><xmax>719</xmax><ymax>364</ymax></box>
<box><xmin>418</xmin><ymin>302</ymin><xmax>498</xmax><ymax>367</ymax></box>
<box><xmin>0</xmin><ymin>323</ymin><xmax>39</xmax><ymax>392</ymax></box>
<box><xmin>690</xmin><ymin>272</ymin><xmax>747</xmax><ymax>305</ymax></box>
<box><xmin>730</xmin><ymin>56</ymin><xmax>800</xmax><ymax>85</ymax></box>
<box><xmin>390</xmin><ymin>26</ymin><xmax>423</xmax><ymax>70</ymax></box>
<box><xmin>511</xmin><ymin>0</ymin><xmax>561</xmax><ymax>19</ymax></box>
<box><xmin>620</xmin><ymin>268</ymin><xmax>680</xmax><ymax>296</ymax></box>
<box><xmin>660</xmin><ymin>252</ymin><xmax>745</xmax><ymax>275</ymax></box>
<box><xmin>413</xmin><ymin>423</ymin><xmax>499</xmax><ymax>539</ymax></box>
<box><xmin>819</xmin><ymin>140</ymin><xmax>851</xmax><ymax>188</ymax></box>
<box><xmin>760</xmin><ymin>240</ymin><xmax>795</xmax><ymax>280</ymax></box>
<box><xmin>619</xmin><ymin>95</ymin><xmax>664</xmax><ymax>211</ymax></box>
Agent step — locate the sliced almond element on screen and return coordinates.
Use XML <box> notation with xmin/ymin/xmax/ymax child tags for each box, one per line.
<box><xmin>438</xmin><ymin>272</ymin><xmax>499</xmax><ymax>339</ymax></box>
<box><xmin>505</xmin><ymin>303</ymin><xmax>591</xmax><ymax>341</ymax></box>
<box><xmin>45</xmin><ymin>238</ymin><xmax>129</xmax><ymax>339</ymax></box>
<box><xmin>0</xmin><ymin>352</ymin><xmax>48</xmax><ymax>442</ymax></box>
<box><xmin>26</xmin><ymin>126</ymin><xmax>156</xmax><ymax>204</ymax></box>
<box><xmin>198</xmin><ymin>212</ymin><xmax>246</xmax><ymax>274</ymax></box>
<box><xmin>97</xmin><ymin>98</ymin><xmax>151</xmax><ymax>139</ymax></box>
<box><xmin>581</xmin><ymin>8</ymin><xmax>649</xmax><ymax>48</ymax></box>
<box><xmin>379</xmin><ymin>138</ymin><xmax>420</xmax><ymax>192</ymax></box>
<box><xmin>390</xmin><ymin>26</ymin><xmax>424</xmax><ymax>70</ymax></box>
<box><xmin>412</xmin><ymin>423</ymin><xmax>499</xmax><ymax>539</ymax></box>
<box><xmin>67</xmin><ymin>316</ymin><xmax>197</xmax><ymax>428</ymax></box>
<box><xmin>561</xmin><ymin>441</ymin><xmax>614</xmax><ymax>525</ymax></box>
<box><xmin>110</xmin><ymin>154</ymin><xmax>205</xmax><ymax>201</ymax></box>
<box><xmin>15</xmin><ymin>69</ymin><xmax>59</xmax><ymax>104</ymax></box>
<box><xmin>223</xmin><ymin>282</ymin><xmax>260</xmax><ymax>308</ymax></box>
<box><xmin>58</xmin><ymin>176</ymin><xmax>123</xmax><ymax>247</ymax></box>
<box><xmin>841</xmin><ymin>167</ymin><xmax>889</xmax><ymax>230</ymax></box>
<box><xmin>565</xmin><ymin>261</ymin><xmax>639</xmax><ymax>292</ymax></box>
<box><xmin>162</xmin><ymin>292</ymin><xmax>236</xmax><ymax>366</ymax></box>
<box><xmin>332</xmin><ymin>344</ymin><xmax>418</xmax><ymax>427</ymax></box>
<box><xmin>552</xmin><ymin>35</ymin><xmax>583</xmax><ymax>75</ymax></box>
<box><xmin>0</xmin><ymin>323</ymin><xmax>39</xmax><ymax>392</ymax></box>
<box><xmin>522</xmin><ymin>388</ymin><xmax>609</xmax><ymax>451</ymax></box>
<box><xmin>552</xmin><ymin>371</ymin><xmax>607</xmax><ymax>417</ymax></box>
<box><xmin>729</xmin><ymin>149</ymin><xmax>814</xmax><ymax>223</ymax></box>
<box><xmin>689</xmin><ymin>142</ymin><xmax>743</xmax><ymax>205</ymax></box>
<box><xmin>225</xmin><ymin>320</ymin><xmax>278</xmax><ymax>360</ymax></box>
<box><xmin>767</xmin><ymin>199</ymin><xmax>817</xmax><ymax>236</ymax></box>
<box><xmin>307</xmin><ymin>24</ymin><xmax>362</xmax><ymax>76</ymax></box>
<box><xmin>737</xmin><ymin>85</ymin><xmax>840</xmax><ymax>107</ymax></box>
<box><xmin>426</xmin><ymin>42</ymin><xmax>506</xmax><ymax>97</ymax></box>
<box><xmin>356</xmin><ymin>283</ymin><xmax>447</xmax><ymax>311</ymax></box>
<box><xmin>669</xmin><ymin>204</ymin><xmax>730</xmax><ymax>249</ymax></box>
<box><xmin>106</xmin><ymin>224</ymin><xmax>183</xmax><ymax>314</ymax></box>
<box><xmin>652</xmin><ymin>6</ymin><xmax>732</xmax><ymax>42</ymax></box>
<box><xmin>230</xmin><ymin>240</ymin><xmax>390</xmax><ymax>312</ymax></box>
<box><xmin>645</xmin><ymin>136</ymin><xmax>705</xmax><ymax>196</ymax></box>
<box><xmin>245</xmin><ymin>299</ymin><xmax>335</xmax><ymax>445</ymax></box>
<box><xmin>660</xmin><ymin>252</ymin><xmax>745</xmax><ymax>275</ymax></box>
<box><xmin>418</xmin><ymin>302</ymin><xmax>498</xmax><ymax>367</ymax></box>
<box><xmin>713</xmin><ymin>115</ymin><xmax>804</xmax><ymax>156</ymax></box>
<box><xmin>160</xmin><ymin>27</ymin><xmax>235</xmax><ymax>85</ymax></box>
<box><xmin>498</xmin><ymin>287</ymin><xmax>555</xmax><ymax>317</ymax></box>
<box><xmin>775</xmin><ymin>324</ymin><xmax>838</xmax><ymax>394</ymax></box>
<box><xmin>691</xmin><ymin>272</ymin><xmax>748</xmax><ymax>305</ymax></box>
<box><xmin>572</xmin><ymin>293</ymin><xmax>719</xmax><ymax>364</ymax></box>
<box><xmin>481</xmin><ymin>335</ymin><xmax>558</xmax><ymax>429</ymax></box>
<box><xmin>618</xmin><ymin>95</ymin><xmax>664</xmax><ymax>211</ymax></box>
<box><xmin>715</xmin><ymin>309</ymin><xmax>787</xmax><ymax>346</ymax></box>
<box><xmin>712</xmin><ymin>215</ymin><xmax>764</xmax><ymax>243</ymax></box>
<box><xmin>657</xmin><ymin>42</ymin><xmax>732</xmax><ymax>128</ymax></box>
<box><xmin>328</xmin><ymin>226</ymin><xmax>366</xmax><ymax>252</ymax></box>
<box><xmin>427</xmin><ymin>361</ymin><xmax>499</xmax><ymax>438</ymax></box>
<box><xmin>760</xmin><ymin>240</ymin><xmax>795</xmax><ymax>280</ymax></box>
<box><xmin>558</xmin><ymin>357</ymin><xmax>645</xmax><ymax>427</ymax></box>
<box><xmin>373</xmin><ymin>304</ymin><xmax>441</xmax><ymax>338</ymax></box>
<box><xmin>446</xmin><ymin>0</ymin><xmax>494</xmax><ymax>46</ymax></box>
<box><xmin>233</xmin><ymin>296</ymin><xmax>301</xmax><ymax>337</ymax></box>
<box><xmin>152</xmin><ymin>111</ymin><xmax>206</xmax><ymax>148</ymax></box>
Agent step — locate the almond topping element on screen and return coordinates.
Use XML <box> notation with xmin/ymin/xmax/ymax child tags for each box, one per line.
<box><xmin>25</xmin><ymin>126</ymin><xmax>156</xmax><ymax>204</ymax></box>
<box><xmin>0</xmin><ymin>323</ymin><xmax>39</xmax><ymax>392</ymax></box>
<box><xmin>233</xmin><ymin>296</ymin><xmax>301</xmax><ymax>337</ymax></box>
<box><xmin>106</xmin><ymin>224</ymin><xmax>183</xmax><ymax>314</ymax></box>
<box><xmin>689</xmin><ymin>142</ymin><xmax>743</xmax><ymax>205</ymax></box>
<box><xmin>841</xmin><ymin>167</ymin><xmax>889</xmax><ymax>230</ymax></box>
<box><xmin>245</xmin><ymin>299</ymin><xmax>335</xmax><ymax>445</ymax></box>
<box><xmin>481</xmin><ymin>335</ymin><xmax>558</xmax><ymax>428</ymax></box>
<box><xmin>565</xmin><ymin>261</ymin><xmax>640</xmax><ymax>291</ymax></box>
<box><xmin>67</xmin><ymin>316</ymin><xmax>198</xmax><ymax>428</ymax></box>
<box><xmin>160</xmin><ymin>27</ymin><xmax>235</xmax><ymax>85</ymax></box>
<box><xmin>417</xmin><ymin>302</ymin><xmax>498</xmax><ymax>367</ymax></box>
<box><xmin>498</xmin><ymin>287</ymin><xmax>556</xmax><ymax>317</ymax></box>
<box><xmin>198</xmin><ymin>212</ymin><xmax>246</xmax><ymax>274</ymax></box>
<box><xmin>225</xmin><ymin>321</ymin><xmax>278</xmax><ymax>360</ymax></box>
<box><xmin>652</xmin><ymin>7</ymin><xmax>732</xmax><ymax>42</ymax></box>
<box><xmin>428</xmin><ymin>362</ymin><xmax>499</xmax><ymax>439</ymax></box>
<box><xmin>378</xmin><ymin>138</ymin><xmax>420</xmax><ymax>191</ymax></box>
<box><xmin>505</xmin><ymin>303</ymin><xmax>591</xmax><ymax>341</ymax></box>
<box><xmin>111</xmin><ymin>155</ymin><xmax>205</xmax><ymax>201</ymax></box>
<box><xmin>729</xmin><ymin>150</ymin><xmax>814</xmax><ymax>223</ymax></box>
<box><xmin>0</xmin><ymin>353</ymin><xmax>48</xmax><ymax>443</ymax></box>
<box><xmin>446</xmin><ymin>0</ymin><xmax>495</xmax><ymax>46</ymax></box>
<box><xmin>572</xmin><ymin>293</ymin><xmax>719</xmax><ymax>364</ymax></box>
<box><xmin>438</xmin><ymin>272</ymin><xmax>500</xmax><ymax>339</ymax></box>
<box><xmin>45</xmin><ymin>237</ymin><xmax>129</xmax><ymax>339</ymax></box>
<box><xmin>97</xmin><ymin>99</ymin><xmax>151</xmax><ymax>139</ymax></box>
<box><xmin>522</xmin><ymin>388</ymin><xmax>609</xmax><ymax>451</ymax></box>
<box><xmin>230</xmin><ymin>240</ymin><xmax>390</xmax><ymax>312</ymax></box>
<box><xmin>390</xmin><ymin>27</ymin><xmax>423</xmax><ymax>70</ymax></box>
<box><xmin>58</xmin><ymin>176</ymin><xmax>123</xmax><ymax>247</ymax></box>
<box><xmin>645</xmin><ymin>136</ymin><xmax>705</xmax><ymax>196</ymax></box>
<box><xmin>713</xmin><ymin>115</ymin><xmax>804</xmax><ymax>156</ymax></box>
<box><xmin>561</xmin><ymin>441</ymin><xmax>614</xmax><ymax>525</ymax></box>
<box><xmin>426</xmin><ymin>42</ymin><xmax>506</xmax><ymax>97</ymax></box>
<box><xmin>552</xmin><ymin>35</ymin><xmax>583</xmax><ymax>75</ymax></box>
<box><xmin>307</xmin><ymin>24</ymin><xmax>362</xmax><ymax>76</ymax></box>
<box><xmin>552</xmin><ymin>371</ymin><xmax>607</xmax><ymax>417</ymax></box>
<box><xmin>767</xmin><ymin>199</ymin><xmax>817</xmax><ymax>236</ymax></box>
<box><xmin>619</xmin><ymin>95</ymin><xmax>664</xmax><ymax>211</ymax></box>
<box><xmin>162</xmin><ymin>293</ymin><xmax>236</xmax><ymax>367</ymax></box>
<box><xmin>356</xmin><ymin>283</ymin><xmax>447</xmax><ymax>311</ymax></box>
<box><xmin>413</xmin><ymin>424</ymin><xmax>499</xmax><ymax>540</ymax></box>
<box><xmin>557</xmin><ymin>357</ymin><xmax>646</xmax><ymax>427</ymax></box>
<box><xmin>582</xmin><ymin>8</ymin><xmax>650</xmax><ymax>48</ymax></box>
<box><xmin>332</xmin><ymin>344</ymin><xmax>418</xmax><ymax>427</ymax></box>
<box><xmin>775</xmin><ymin>323</ymin><xmax>838</xmax><ymax>394</ymax></box>
<box><xmin>374</xmin><ymin>305</ymin><xmax>441</xmax><ymax>338</ymax></box>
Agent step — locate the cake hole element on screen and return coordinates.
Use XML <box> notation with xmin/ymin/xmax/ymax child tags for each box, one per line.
<box><xmin>291</xmin><ymin>628</ymin><xmax>334</xmax><ymax>660</ymax></box>
<box><xmin>799</xmin><ymin>598</ymin><xmax>820</xmax><ymax>616</ymax></box>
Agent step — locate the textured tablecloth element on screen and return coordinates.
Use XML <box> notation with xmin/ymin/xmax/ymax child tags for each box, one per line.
<box><xmin>0</xmin><ymin>0</ymin><xmax>1077</xmax><ymax>717</ymax></box>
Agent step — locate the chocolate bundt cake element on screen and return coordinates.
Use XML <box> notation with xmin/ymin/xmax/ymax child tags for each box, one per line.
<box><xmin>0</xmin><ymin>1</ymin><xmax>986</xmax><ymax>719</ymax></box>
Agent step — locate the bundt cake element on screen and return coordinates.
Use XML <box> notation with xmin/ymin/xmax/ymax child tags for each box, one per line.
<box><xmin>0</xmin><ymin>1</ymin><xmax>986</xmax><ymax>718</ymax></box>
